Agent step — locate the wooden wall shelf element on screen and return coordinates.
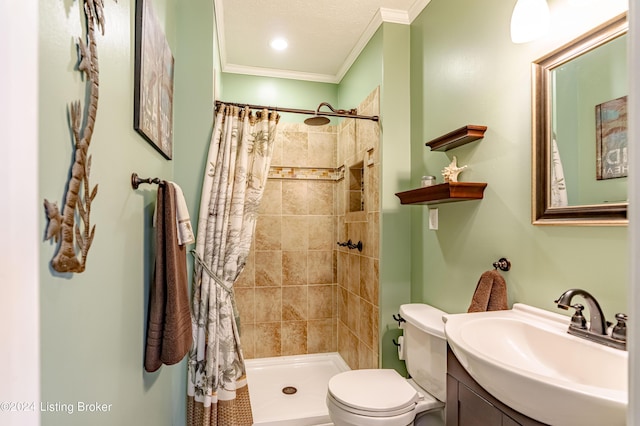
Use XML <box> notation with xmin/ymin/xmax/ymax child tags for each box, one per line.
<box><xmin>395</xmin><ymin>182</ymin><xmax>487</xmax><ymax>205</ymax></box>
<box><xmin>425</xmin><ymin>125</ymin><xmax>487</xmax><ymax>151</ymax></box>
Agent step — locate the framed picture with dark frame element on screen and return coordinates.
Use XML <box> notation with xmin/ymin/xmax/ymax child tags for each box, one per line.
<box><xmin>595</xmin><ymin>95</ymin><xmax>628</xmax><ymax>180</ymax></box>
<box><xmin>134</xmin><ymin>0</ymin><xmax>174</xmax><ymax>160</ymax></box>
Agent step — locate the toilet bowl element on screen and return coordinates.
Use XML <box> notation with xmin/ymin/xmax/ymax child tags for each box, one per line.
<box><xmin>327</xmin><ymin>304</ymin><xmax>448</xmax><ymax>426</ymax></box>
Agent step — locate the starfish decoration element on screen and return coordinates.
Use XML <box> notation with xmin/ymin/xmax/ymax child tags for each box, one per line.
<box><xmin>441</xmin><ymin>156</ymin><xmax>468</xmax><ymax>183</ymax></box>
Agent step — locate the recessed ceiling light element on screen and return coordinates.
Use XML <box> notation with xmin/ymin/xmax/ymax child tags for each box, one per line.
<box><xmin>270</xmin><ymin>38</ymin><xmax>288</xmax><ymax>51</ymax></box>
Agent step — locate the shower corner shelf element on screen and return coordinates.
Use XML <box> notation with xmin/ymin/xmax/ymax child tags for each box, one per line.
<box><xmin>425</xmin><ymin>125</ymin><xmax>487</xmax><ymax>151</ymax></box>
<box><xmin>395</xmin><ymin>182</ymin><xmax>487</xmax><ymax>205</ymax></box>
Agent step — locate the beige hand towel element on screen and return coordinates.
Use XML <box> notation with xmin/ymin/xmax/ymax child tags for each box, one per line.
<box><xmin>467</xmin><ymin>270</ymin><xmax>509</xmax><ymax>313</ymax></box>
<box><xmin>168</xmin><ymin>181</ymin><xmax>195</xmax><ymax>246</ymax></box>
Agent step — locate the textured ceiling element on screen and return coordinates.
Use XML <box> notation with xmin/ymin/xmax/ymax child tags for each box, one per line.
<box><xmin>216</xmin><ymin>0</ymin><xmax>430</xmax><ymax>83</ymax></box>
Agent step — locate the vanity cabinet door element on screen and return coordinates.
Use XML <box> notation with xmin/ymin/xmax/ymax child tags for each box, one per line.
<box><xmin>446</xmin><ymin>346</ymin><xmax>547</xmax><ymax>426</ymax></box>
<box><xmin>449</xmin><ymin>380</ymin><xmax>524</xmax><ymax>426</ymax></box>
<box><xmin>458</xmin><ymin>383</ymin><xmax>504</xmax><ymax>426</ymax></box>
<box><xmin>502</xmin><ymin>416</ymin><xmax>522</xmax><ymax>426</ymax></box>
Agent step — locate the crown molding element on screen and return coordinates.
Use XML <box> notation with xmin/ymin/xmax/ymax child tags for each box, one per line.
<box><xmin>334</xmin><ymin>7</ymin><xmax>413</xmax><ymax>82</ymax></box>
<box><xmin>222</xmin><ymin>63</ymin><xmax>340</xmax><ymax>84</ymax></box>
<box><xmin>213</xmin><ymin>0</ymin><xmax>228</xmax><ymax>75</ymax></box>
<box><xmin>333</xmin><ymin>8</ymin><xmax>385</xmax><ymax>82</ymax></box>
<box><xmin>408</xmin><ymin>0</ymin><xmax>432</xmax><ymax>22</ymax></box>
<box><xmin>215</xmin><ymin>0</ymin><xmax>432</xmax><ymax>84</ymax></box>
<box><xmin>380</xmin><ymin>7</ymin><xmax>411</xmax><ymax>24</ymax></box>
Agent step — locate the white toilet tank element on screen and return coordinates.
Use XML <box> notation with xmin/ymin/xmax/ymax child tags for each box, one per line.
<box><xmin>399</xmin><ymin>304</ymin><xmax>448</xmax><ymax>402</ymax></box>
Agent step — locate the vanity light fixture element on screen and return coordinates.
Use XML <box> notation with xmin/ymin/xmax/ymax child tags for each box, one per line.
<box><xmin>270</xmin><ymin>37</ymin><xmax>288</xmax><ymax>51</ymax></box>
<box><xmin>510</xmin><ymin>0</ymin><xmax>550</xmax><ymax>43</ymax></box>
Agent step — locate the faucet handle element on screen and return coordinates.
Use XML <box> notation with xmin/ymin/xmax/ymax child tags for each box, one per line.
<box><xmin>568</xmin><ymin>304</ymin><xmax>587</xmax><ymax>330</ymax></box>
<box><xmin>611</xmin><ymin>313</ymin><xmax>628</xmax><ymax>341</ymax></box>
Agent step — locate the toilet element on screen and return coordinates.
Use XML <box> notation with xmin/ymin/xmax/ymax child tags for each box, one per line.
<box><xmin>327</xmin><ymin>304</ymin><xmax>448</xmax><ymax>426</ymax></box>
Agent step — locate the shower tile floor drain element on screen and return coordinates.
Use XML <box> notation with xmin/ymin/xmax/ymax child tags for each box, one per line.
<box><xmin>282</xmin><ymin>386</ymin><xmax>297</xmax><ymax>395</ymax></box>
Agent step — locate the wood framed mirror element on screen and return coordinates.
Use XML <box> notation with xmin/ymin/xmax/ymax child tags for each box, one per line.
<box><xmin>532</xmin><ymin>13</ymin><xmax>628</xmax><ymax>225</ymax></box>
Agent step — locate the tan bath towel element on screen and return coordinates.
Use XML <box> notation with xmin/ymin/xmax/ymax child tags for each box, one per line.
<box><xmin>145</xmin><ymin>183</ymin><xmax>193</xmax><ymax>372</ymax></box>
<box><xmin>467</xmin><ymin>270</ymin><xmax>509</xmax><ymax>313</ymax></box>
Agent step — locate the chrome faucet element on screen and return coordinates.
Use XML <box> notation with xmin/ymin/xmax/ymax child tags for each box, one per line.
<box><xmin>554</xmin><ymin>288</ymin><xmax>627</xmax><ymax>350</ymax></box>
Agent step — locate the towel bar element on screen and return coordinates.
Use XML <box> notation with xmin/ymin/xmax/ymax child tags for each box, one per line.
<box><xmin>131</xmin><ymin>173</ymin><xmax>163</xmax><ymax>189</ymax></box>
<box><xmin>337</xmin><ymin>239</ymin><xmax>363</xmax><ymax>252</ymax></box>
<box><xmin>492</xmin><ymin>257</ymin><xmax>511</xmax><ymax>272</ymax></box>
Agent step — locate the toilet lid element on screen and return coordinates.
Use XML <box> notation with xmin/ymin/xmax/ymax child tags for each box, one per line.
<box><xmin>328</xmin><ymin>369</ymin><xmax>419</xmax><ymax>414</ymax></box>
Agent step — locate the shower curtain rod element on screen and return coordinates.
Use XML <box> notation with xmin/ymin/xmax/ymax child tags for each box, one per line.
<box><xmin>215</xmin><ymin>100</ymin><xmax>379</xmax><ymax>122</ymax></box>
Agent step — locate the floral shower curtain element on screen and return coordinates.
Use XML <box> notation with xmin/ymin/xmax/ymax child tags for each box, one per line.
<box><xmin>551</xmin><ymin>137</ymin><xmax>568</xmax><ymax>207</ymax></box>
<box><xmin>187</xmin><ymin>104</ymin><xmax>278</xmax><ymax>426</ymax></box>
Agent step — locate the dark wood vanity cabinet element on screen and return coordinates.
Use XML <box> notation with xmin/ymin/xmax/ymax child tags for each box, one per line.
<box><xmin>446</xmin><ymin>346</ymin><xmax>547</xmax><ymax>426</ymax></box>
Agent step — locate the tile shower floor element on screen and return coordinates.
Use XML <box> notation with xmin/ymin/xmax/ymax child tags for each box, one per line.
<box><xmin>246</xmin><ymin>353</ymin><xmax>350</xmax><ymax>426</ymax></box>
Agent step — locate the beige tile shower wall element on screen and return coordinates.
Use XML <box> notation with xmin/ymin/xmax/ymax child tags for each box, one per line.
<box><xmin>235</xmin><ymin>88</ymin><xmax>380</xmax><ymax>364</ymax></box>
<box><xmin>235</xmin><ymin>123</ymin><xmax>339</xmax><ymax>359</ymax></box>
<box><xmin>337</xmin><ymin>87</ymin><xmax>381</xmax><ymax>370</ymax></box>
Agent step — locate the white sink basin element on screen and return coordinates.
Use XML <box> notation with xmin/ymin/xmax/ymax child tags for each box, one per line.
<box><xmin>444</xmin><ymin>304</ymin><xmax>627</xmax><ymax>426</ymax></box>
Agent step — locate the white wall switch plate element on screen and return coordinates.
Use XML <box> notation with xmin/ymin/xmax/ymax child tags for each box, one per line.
<box><xmin>429</xmin><ymin>208</ymin><xmax>438</xmax><ymax>230</ymax></box>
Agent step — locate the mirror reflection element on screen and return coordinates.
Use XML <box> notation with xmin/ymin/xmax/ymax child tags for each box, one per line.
<box><xmin>552</xmin><ymin>33</ymin><xmax>627</xmax><ymax>207</ymax></box>
<box><xmin>532</xmin><ymin>13</ymin><xmax>628</xmax><ymax>225</ymax></box>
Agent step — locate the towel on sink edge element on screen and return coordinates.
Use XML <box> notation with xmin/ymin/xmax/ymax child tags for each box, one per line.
<box><xmin>467</xmin><ymin>269</ymin><xmax>508</xmax><ymax>313</ymax></box>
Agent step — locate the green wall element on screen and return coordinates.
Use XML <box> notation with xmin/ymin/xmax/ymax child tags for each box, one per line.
<box><xmin>38</xmin><ymin>0</ymin><xmax>213</xmax><ymax>424</ymax></box>
<box><xmin>378</xmin><ymin>23</ymin><xmax>412</xmax><ymax>372</ymax></box>
<box><xmin>410</xmin><ymin>0</ymin><xmax>628</xmax><ymax>317</ymax></box>
<box><xmin>220</xmin><ymin>73</ymin><xmax>339</xmax><ymax>124</ymax></box>
<box><xmin>338</xmin><ymin>24</ymin><xmax>412</xmax><ymax>372</ymax></box>
<box><xmin>173</xmin><ymin>0</ymin><xmax>215</xmax><ymax>249</ymax></box>
<box><xmin>338</xmin><ymin>28</ymin><xmax>383</xmax><ymax>110</ymax></box>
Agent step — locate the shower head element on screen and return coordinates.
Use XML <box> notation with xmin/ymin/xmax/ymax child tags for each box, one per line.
<box><xmin>304</xmin><ymin>115</ymin><xmax>331</xmax><ymax>126</ymax></box>
<box><xmin>304</xmin><ymin>102</ymin><xmax>334</xmax><ymax>126</ymax></box>
<box><xmin>304</xmin><ymin>102</ymin><xmax>357</xmax><ymax>126</ymax></box>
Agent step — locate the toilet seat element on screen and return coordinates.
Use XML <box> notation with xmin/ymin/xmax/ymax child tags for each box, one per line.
<box><xmin>327</xmin><ymin>392</ymin><xmax>416</xmax><ymax>417</ymax></box>
<box><xmin>328</xmin><ymin>369</ymin><xmax>419</xmax><ymax>417</ymax></box>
